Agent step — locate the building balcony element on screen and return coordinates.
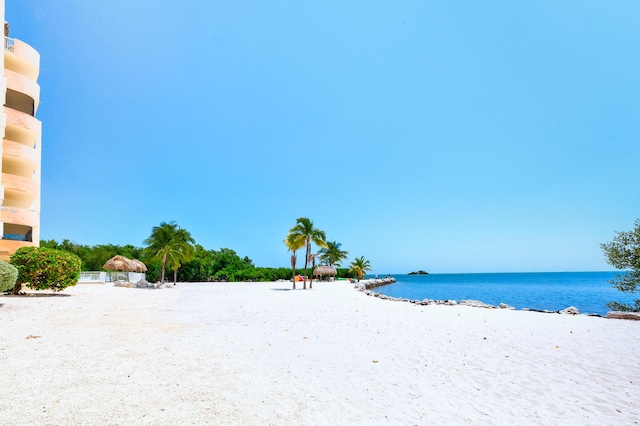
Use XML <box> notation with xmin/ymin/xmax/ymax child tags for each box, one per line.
<box><xmin>1</xmin><ymin>206</ymin><xmax>38</xmax><ymax>228</ymax></box>
<box><xmin>2</xmin><ymin>139</ymin><xmax>38</xmax><ymax>178</ymax></box>
<box><xmin>5</xmin><ymin>69</ymin><xmax>40</xmax><ymax>114</ymax></box>
<box><xmin>4</xmin><ymin>37</ymin><xmax>40</xmax><ymax>81</ymax></box>
<box><xmin>4</xmin><ymin>107</ymin><xmax>41</xmax><ymax>148</ymax></box>
<box><xmin>2</xmin><ymin>173</ymin><xmax>38</xmax><ymax>209</ymax></box>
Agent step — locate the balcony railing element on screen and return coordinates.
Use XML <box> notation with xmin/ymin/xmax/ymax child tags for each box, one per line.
<box><xmin>4</xmin><ymin>36</ymin><xmax>15</xmax><ymax>53</ymax></box>
<box><xmin>2</xmin><ymin>233</ymin><xmax>32</xmax><ymax>242</ymax></box>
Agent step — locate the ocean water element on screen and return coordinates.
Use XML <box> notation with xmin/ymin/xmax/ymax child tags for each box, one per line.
<box><xmin>373</xmin><ymin>272</ymin><xmax>635</xmax><ymax>316</ymax></box>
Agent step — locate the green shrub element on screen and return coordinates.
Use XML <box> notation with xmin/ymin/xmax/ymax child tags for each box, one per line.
<box><xmin>145</xmin><ymin>261</ymin><xmax>162</xmax><ymax>283</ymax></box>
<box><xmin>10</xmin><ymin>247</ymin><xmax>82</xmax><ymax>293</ymax></box>
<box><xmin>0</xmin><ymin>260</ymin><xmax>18</xmax><ymax>292</ymax></box>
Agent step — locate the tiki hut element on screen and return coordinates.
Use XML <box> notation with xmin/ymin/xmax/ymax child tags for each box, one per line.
<box><xmin>128</xmin><ymin>259</ymin><xmax>148</xmax><ymax>273</ymax></box>
<box><xmin>103</xmin><ymin>255</ymin><xmax>134</xmax><ymax>272</ymax></box>
<box><xmin>103</xmin><ymin>255</ymin><xmax>147</xmax><ymax>283</ymax></box>
<box><xmin>313</xmin><ymin>265</ymin><xmax>337</xmax><ymax>281</ymax></box>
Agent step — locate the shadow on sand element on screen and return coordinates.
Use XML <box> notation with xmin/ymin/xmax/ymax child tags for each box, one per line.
<box><xmin>2</xmin><ymin>292</ymin><xmax>72</xmax><ymax>297</ymax></box>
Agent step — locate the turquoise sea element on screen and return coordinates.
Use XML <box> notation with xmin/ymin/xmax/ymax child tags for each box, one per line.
<box><xmin>373</xmin><ymin>272</ymin><xmax>634</xmax><ymax>316</ymax></box>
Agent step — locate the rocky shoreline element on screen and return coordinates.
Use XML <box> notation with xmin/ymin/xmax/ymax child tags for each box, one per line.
<box><xmin>352</xmin><ymin>277</ymin><xmax>396</xmax><ymax>289</ymax></box>
<box><xmin>353</xmin><ymin>278</ymin><xmax>640</xmax><ymax>320</ymax></box>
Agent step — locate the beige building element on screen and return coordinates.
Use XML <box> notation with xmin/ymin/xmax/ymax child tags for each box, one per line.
<box><xmin>0</xmin><ymin>3</ymin><xmax>41</xmax><ymax>260</ymax></box>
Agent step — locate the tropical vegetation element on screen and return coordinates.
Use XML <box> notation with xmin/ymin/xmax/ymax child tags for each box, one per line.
<box><xmin>285</xmin><ymin>232</ymin><xmax>305</xmax><ymax>289</ymax></box>
<box><xmin>601</xmin><ymin>219</ymin><xmax>640</xmax><ymax>312</ymax></box>
<box><xmin>41</xmin><ymin>239</ymin><xmax>142</xmax><ymax>271</ymax></box>
<box><xmin>35</xmin><ymin>218</ymin><xmax>373</xmax><ymax>286</ymax></box>
<box><xmin>144</xmin><ymin>221</ymin><xmax>195</xmax><ymax>285</ymax></box>
<box><xmin>286</xmin><ymin>217</ymin><xmax>328</xmax><ymax>289</ymax></box>
<box><xmin>349</xmin><ymin>256</ymin><xmax>372</xmax><ymax>281</ymax></box>
<box><xmin>318</xmin><ymin>241</ymin><xmax>349</xmax><ymax>267</ymax></box>
<box><xmin>10</xmin><ymin>247</ymin><xmax>82</xmax><ymax>294</ymax></box>
<box><xmin>0</xmin><ymin>260</ymin><xmax>18</xmax><ymax>292</ymax></box>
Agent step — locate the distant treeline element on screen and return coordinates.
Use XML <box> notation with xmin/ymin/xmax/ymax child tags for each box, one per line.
<box><xmin>41</xmin><ymin>239</ymin><xmax>353</xmax><ymax>283</ymax></box>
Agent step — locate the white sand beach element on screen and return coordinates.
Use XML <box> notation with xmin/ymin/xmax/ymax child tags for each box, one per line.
<box><xmin>1</xmin><ymin>281</ymin><xmax>639</xmax><ymax>425</ymax></box>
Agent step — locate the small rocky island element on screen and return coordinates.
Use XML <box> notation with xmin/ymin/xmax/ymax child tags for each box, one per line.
<box><xmin>408</xmin><ymin>270</ymin><xmax>429</xmax><ymax>275</ymax></box>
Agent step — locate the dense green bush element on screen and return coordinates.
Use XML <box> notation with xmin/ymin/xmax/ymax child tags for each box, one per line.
<box><xmin>0</xmin><ymin>260</ymin><xmax>18</xmax><ymax>292</ymax></box>
<box><xmin>41</xmin><ymin>239</ymin><xmax>143</xmax><ymax>271</ymax></box>
<box><xmin>144</xmin><ymin>260</ymin><xmax>162</xmax><ymax>283</ymax></box>
<box><xmin>232</xmin><ymin>267</ymin><xmax>291</xmax><ymax>282</ymax></box>
<box><xmin>175</xmin><ymin>244</ymin><xmax>215</xmax><ymax>282</ymax></box>
<box><xmin>10</xmin><ymin>247</ymin><xmax>82</xmax><ymax>294</ymax></box>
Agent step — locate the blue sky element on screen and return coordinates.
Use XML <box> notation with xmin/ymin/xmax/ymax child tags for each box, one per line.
<box><xmin>6</xmin><ymin>1</ymin><xmax>640</xmax><ymax>273</ymax></box>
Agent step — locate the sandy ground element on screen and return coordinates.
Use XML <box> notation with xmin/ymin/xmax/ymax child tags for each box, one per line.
<box><xmin>1</xmin><ymin>281</ymin><xmax>639</xmax><ymax>425</ymax></box>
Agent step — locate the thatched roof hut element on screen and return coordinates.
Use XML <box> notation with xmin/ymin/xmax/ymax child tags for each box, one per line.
<box><xmin>103</xmin><ymin>255</ymin><xmax>146</xmax><ymax>272</ymax></box>
<box><xmin>313</xmin><ymin>265</ymin><xmax>337</xmax><ymax>277</ymax></box>
<box><xmin>129</xmin><ymin>259</ymin><xmax>148</xmax><ymax>273</ymax></box>
<box><xmin>103</xmin><ymin>255</ymin><xmax>131</xmax><ymax>271</ymax></box>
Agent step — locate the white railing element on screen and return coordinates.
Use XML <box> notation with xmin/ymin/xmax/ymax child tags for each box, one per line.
<box><xmin>78</xmin><ymin>271</ymin><xmax>106</xmax><ymax>282</ymax></box>
<box><xmin>106</xmin><ymin>271</ymin><xmax>129</xmax><ymax>282</ymax></box>
<box><xmin>4</xmin><ymin>36</ymin><xmax>14</xmax><ymax>53</ymax></box>
<box><xmin>106</xmin><ymin>271</ymin><xmax>146</xmax><ymax>283</ymax></box>
<box><xmin>78</xmin><ymin>271</ymin><xmax>146</xmax><ymax>283</ymax></box>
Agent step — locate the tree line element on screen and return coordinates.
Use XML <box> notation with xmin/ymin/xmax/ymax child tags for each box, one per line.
<box><xmin>39</xmin><ymin>217</ymin><xmax>372</xmax><ymax>284</ymax></box>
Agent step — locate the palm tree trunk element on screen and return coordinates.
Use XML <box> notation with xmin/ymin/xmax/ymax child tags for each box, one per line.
<box><xmin>303</xmin><ymin>258</ymin><xmax>308</xmax><ymax>290</ymax></box>
<box><xmin>310</xmin><ymin>256</ymin><xmax>316</xmax><ymax>289</ymax></box>
<box><xmin>291</xmin><ymin>253</ymin><xmax>297</xmax><ymax>290</ymax></box>
<box><xmin>173</xmin><ymin>269</ymin><xmax>177</xmax><ymax>285</ymax></box>
<box><xmin>303</xmin><ymin>242</ymin><xmax>310</xmax><ymax>290</ymax></box>
<box><xmin>161</xmin><ymin>253</ymin><xmax>167</xmax><ymax>284</ymax></box>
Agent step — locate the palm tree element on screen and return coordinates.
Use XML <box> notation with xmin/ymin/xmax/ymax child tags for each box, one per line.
<box><xmin>284</xmin><ymin>232</ymin><xmax>305</xmax><ymax>290</ymax></box>
<box><xmin>349</xmin><ymin>256</ymin><xmax>372</xmax><ymax>282</ymax></box>
<box><xmin>167</xmin><ymin>227</ymin><xmax>196</xmax><ymax>285</ymax></box>
<box><xmin>144</xmin><ymin>221</ymin><xmax>195</xmax><ymax>285</ymax></box>
<box><xmin>287</xmin><ymin>217</ymin><xmax>328</xmax><ymax>289</ymax></box>
<box><xmin>318</xmin><ymin>241</ymin><xmax>349</xmax><ymax>267</ymax></box>
<box><xmin>308</xmin><ymin>252</ymin><xmax>318</xmax><ymax>283</ymax></box>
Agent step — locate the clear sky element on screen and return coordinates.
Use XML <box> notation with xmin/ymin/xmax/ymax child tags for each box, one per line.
<box><xmin>6</xmin><ymin>1</ymin><xmax>640</xmax><ymax>274</ymax></box>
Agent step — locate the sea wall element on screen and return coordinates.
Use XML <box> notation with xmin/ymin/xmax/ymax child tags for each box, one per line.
<box><xmin>352</xmin><ymin>277</ymin><xmax>396</xmax><ymax>290</ymax></box>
